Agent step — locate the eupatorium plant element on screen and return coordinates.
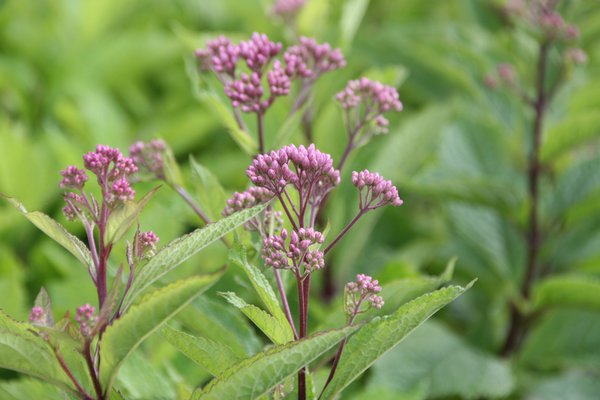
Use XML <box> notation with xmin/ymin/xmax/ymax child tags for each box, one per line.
<box><xmin>0</xmin><ymin>27</ymin><xmax>471</xmax><ymax>400</ymax></box>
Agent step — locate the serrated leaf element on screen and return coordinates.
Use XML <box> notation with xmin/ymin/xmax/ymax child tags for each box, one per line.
<box><xmin>320</xmin><ymin>283</ymin><xmax>473</xmax><ymax>399</ymax></box>
<box><xmin>193</xmin><ymin>326</ymin><xmax>357</xmax><ymax>400</ymax></box>
<box><xmin>122</xmin><ymin>205</ymin><xmax>266</xmax><ymax>310</ymax></box>
<box><xmin>105</xmin><ymin>186</ymin><xmax>160</xmax><ymax>244</ymax></box>
<box><xmin>160</xmin><ymin>325</ymin><xmax>241</xmax><ymax>377</ymax></box>
<box><xmin>533</xmin><ymin>274</ymin><xmax>600</xmax><ymax>312</ymax></box>
<box><xmin>189</xmin><ymin>157</ymin><xmax>227</xmax><ymax>221</ymax></box>
<box><xmin>220</xmin><ymin>292</ymin><xmax>292</xmax><ymax>345</ymax></box>
<box><xmin>229</xmin><ymin>243</ymin><xmax>292</xmax><ymax>340</ymax></box>
<box><xmin>0</xmin><ymin>310</ymin><xmax>77</xmax><ymax>395</ymax></box>
<box><xmin>2</xmin><ymin>194</ymin><xmax>93</xmax><ymax>272</ymax></box>
<box><xmin>99</xmin><ymin>274</ymin><xmax>220</xmax><ymax>393</ymax></box>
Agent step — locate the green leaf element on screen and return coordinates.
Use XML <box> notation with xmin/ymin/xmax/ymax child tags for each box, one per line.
<box><xmin>366</xmin><ymin>321</ymin><xmax>514</xmax><ymax>399</ymax></box>
<box><xmin>105</xmin><ymin>186</ymin><xmax>160</xmax><ymax>244</ymax></box>
<box><xmin>2</xmin><ymin>194</ymin><xmax>93</xmax><ymax>272</ymax></box>
<box><xmin>0</xmin><ymin>310</ymin><xmax>77</xmax><ymax>395</ymax></box>
<box><xmin>526</xmin><ymin>371</ymin><xmax>600</xmax><ymax>400</ymax></box>
<box><xmin>229</xmin><ymin>243</ymin><xmax>292</xmax><ymax>339</ymax></box>
<box><xmin>0</xmin><ymin>378</ymin><xmax>71</xmax><ymax>400</ymax></box>
<box><xmin>220</xmin><ymin>292</ymin><xmax>292</xmax><ymax>345</ymax></box>
<box><xmin>198</xmin><ymin>92</ymin><xmax>257</xmax><ymax>155</ymax></box>
<box><xmin>339</xmin><ymin>0</ymin><xmax>370</xmax><ymax>49</ymax></box>
<box><xmin>320</xmin><ymin>282</ymin><xmax>473</xmax><ymax>399</ymax></box>
<box><xmin>533</xmin><ymin>274</ymin><xmax>600</xmax><ymax>312</ymax></box>
<box><xmin>160</xmin><ymin>325</ymin><xmax>241</xmax><ymax>377</ymax></box>
<box><xmin>189</xmin><ymin>157</ymin><xmax>227</xmax><ymax>221</ymax></box>
<box><xmin>192</xmin><ymin>326</ymin><xmax>357</xmax><ymax>400</ymax></box>
<box><xmin>122</xmin><ymin>204</ymin><xmax>266</xmax><ymax>310</ymax></box>
<box><xmin>541</xmin><ymin>110</ymin><xmax>600</xmax><ymax>161</ymax></box>
<box><xmin>33</xmin><ymin>287</ymin><xmax>54</xmax><ymax>327</ymax></box>
<box><xmin>99</xmin><ymin>274</ymin><xmax>220</xmax><ymax>393</ymax></box>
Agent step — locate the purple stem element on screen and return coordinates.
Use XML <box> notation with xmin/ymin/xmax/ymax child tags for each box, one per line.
<box><xmin>323</xmin><ymin>209</ymin><xmax>366</xmax><ymax>256</ymax></box>
<box><xmin>84</xmin><ymin>340</ymin><xmax>104</xmax><ymax>400</ymax></box>
<box><xmin>274</xmin><ymin>268</ymin><xmax>298</xmax><ymax>340</ymax></box>
<box><xmin>257</xmin><ymin>110</ymin><xmax>265</xmax><ymax>155</ymax></box>
<box><xmin>54</xmin><ymin>347</ymin><xmax>94</xmax><ymax>400</ymax></box>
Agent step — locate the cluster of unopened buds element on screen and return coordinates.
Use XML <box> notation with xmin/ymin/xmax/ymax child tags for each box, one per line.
<box><xmin>271</xmin><ymin>0</ymin><xmax>306</xmax><ymax>21</ymax></box>
<box><xmin>129</xmin><ymin>139</ymin><xmax>167</xmax><ymax>180</ymax></box>
<box><xmin>60</xmin><ymin>145</ymin><xmax>138</xmax><ymax>221</ymax></box>
<box><xmin>344</xmin><ymin>274</ymin><xmax>384</xmax><ymax>322</ymax></box>
<box><xmin>262</xmin><ymin>228</ymin><xmax>325</xmax><ymax>275</ymax></box>
<box><xmin>196</xmin><ymin>33</ymin><xmax>345</xmax><ymax>115</ymax></box>
<box><xmin>28</xmin><ymin>306</ymin><xmax>46</xmax><ymax>324</ymax></box>
<box><xmin>75</xmin><ymin>304</ymin><xmax>97</xmax><ymax>338</ymax></box>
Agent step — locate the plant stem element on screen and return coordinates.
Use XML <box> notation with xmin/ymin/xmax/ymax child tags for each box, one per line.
<box><xmin>274</xmin><ymin>268</ymin><xmax>298</xmax><ymax>339</ymax></box>
<box><xmin>97</xmin><ymin>202</ymin><xmax>110</xmax><ymax>309</ymax></box>
<box><xmin>84</xmin><ymin>340</ymin><xmax>104</xmax><ymax>400</ymax></box>
<box><xmin>54</xmin><ymin>347</ymin><xmax>94</xmax><ymax>400</ymax></box>
<box><xmin>257</xmin><ymin>110</ymin><xmax>265</xmax><ymax>155</ymax></box>
<box><xmin>501</xmin><ymin>40</ymin><xmax>550</xmax><ymax>356</ymax></box>
<box><xmin>296</xmin><ymin>273</ymin><xmax>307</xmax><ymax>400</ymax></box>
<box><xmin>323</xmin><ymin>209</ymin><xmax>366</xmax><ymax>256</ymax></box>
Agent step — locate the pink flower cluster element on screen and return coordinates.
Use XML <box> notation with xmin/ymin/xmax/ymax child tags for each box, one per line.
<box><xmin>352</xmin><ymin>169</ymin><xmax>403</xmax><ymax>210</ymax></box>
<box><xmin>129</xmin><ymin>139</ymin><xmax>167</xmax><ymax>179</ymax></box>
<box><xmin>284</xmin><ymin>37</ymin><xmax>346</xmax><ymax>80</ymax></box>
<box><xmin>28</xmin><ymin>306</ymin><xmax>45</xmax><ymax>324</ymax></box>
<box><xmin>223</xmin><ymin>187</ymin><xmax>274</xmax><ymax>216</ymax></box>
<box><xmin>336</xmin><ymin>78</ymin><xmax>403</xmax><ymax>134</ymax></box>
<box><xmin>195</xmin><ymin>36</ymin><xmax>239</xmax><ymax>77</ymax></box>
<box><xmin>271</xmin><ymin>0</ymin><xmax>306</xmax><ymax>20</ymax></box>
<box><xmin>504</xmin><ymin>0</ymin><xmax>581</xmax><ymax>41</ymax></box>
<box><xmin>345</xmin><ymin>274</ymin><xmax>384</xmax><ymax>319</ymax></box>
<box><xmin>60</xmin><ymin>166</ymin><xmax>88</xmax><ymax>190</ymax></box>
<box><xmin>263</xmin><ymin>227</ymin><xmax>325</xmax><ymax>274</ymax></box>
<box><xmin>75</xmin><ymin>304</ymin><xmax>96</xmax><ymax>338</ymax></box>
<box><xmin>247</xmin><ymin>144</ymin><xmax>340</xmax><ymax>199</ymax></box>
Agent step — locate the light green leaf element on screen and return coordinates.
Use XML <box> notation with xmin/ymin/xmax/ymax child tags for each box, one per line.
<box><xmin>541</xmin><ymin>111</ymin><xmax>600</xmax><ymax>161</ymax></box>
<box><xmin>320</xmin><ymin>283</ymin><xmax>473</xmax><ymax>399</ymax></box>
<box><xmin>189</xmin><ymin>157</ymin><xmax>227</xmax><ymax>221</ymax></box>
<box><xmin>339</xmin><ymin>0</ymin><xmax>370</xmax><ymax>49</ymax></box>
<box><xmin>220</xmin><ymin>292</ymin><xmax>292</xmax><ymax>345</ymax></box>
<box><xmin>193</xmin><ymin>326</ymin><xmax>357</xmax><ymax>400</ymax></box>
<box><xmin>0</xmin><ymin>378</ymin><xmax>71</xmax><ymax>400</ymax></box>
<box><xmin>2</xmin><ymin>194</ymin><xmax>93</xmax><ymax>272</ymax></box>
<box><xmin>99</xmin><ymin>274</ymin><xmax>220</xmax><ymax>393</ymax></box>
<box><xmin>160</xmin><ymin>325</ymin><xmax>241</xmax><ymax>377</ymax></box>
<box><xmin>366</xmin><ymin>321</ymin><xmax>514</xmax><ymax>399</ymax></box>
<box><xmin>198</xmin><ymin>92</ymin><xmax>257</xmax><ymax>155</ymax></box>
<box><xmin>105</xmin><ymin>186</ymin><xmax>161</xmax><ymax>244</ymax></box>
<box><xmin>229</xmin><ymin>243</ymin><xmax>292</xmax><ymax>340</ymax></box>
<box><xmin>533</xmin><ymin>274</ymin><xmax>600</xmax><ymax>312</ymax></box>
<box><xmin>0</xmin><ymin>310</ymin><xmax>77</xmax><ymax>395</ymax></box>
<box><xmin>122</xmin><ymin>204</ymin><xmax>266</xmax><ymax>310</ymax></box>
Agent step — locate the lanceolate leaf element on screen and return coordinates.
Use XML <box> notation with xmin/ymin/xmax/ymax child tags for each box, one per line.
<box><xmin>99</xmin><ymin>274</ymin><xmax>220</xmax><ymax>393</ymax></box>
<box><xmin>189</xmin><ymin>157</ymin><xmax>227</xmax><ymax>221</ymax></box>
<box><xmin>2</xmin><ymin>195</ymin><xmax>93</xmax><ymax>271</ymax></box>
<box><xmin>122</xmin><ymin>205</ymin><xmax>266</xmax><ymax>310</ymax></box>
<box><xmin>105</xmin><ymin>186</ymin><xmax>161</xmax><ymax>244</ymax></box>
<box><xmin>220</xmin><ymin>291</ymin><xmax>293</xmax><ymax>345</ymax></box>
<box><xmin>320</xmin><ymin>282</ymin><xmax>473</xmax><ymax>399</ymax></box>
<box><xmin>533</xmin><ymin>275</ymin><xmax>600</xmax><ymax>312</ymax></box>
<box><xmin>229</xmin><ymin>243</ymin><xmax>292</xmax><ymax>339</ymax></box>
<box><xmin>0</xmin><ymin>310</ymin><xmax>78</xmax><ymax>395</ymax></box>
<box><xmin>160</xmin><ymin>325</ymin><xmax>241</xmax><ymax>377</ymax></box>
<box><xmin>193</xmin><ymin>326</ymin><xmax>357</xmax><ymax>400</ymax></box>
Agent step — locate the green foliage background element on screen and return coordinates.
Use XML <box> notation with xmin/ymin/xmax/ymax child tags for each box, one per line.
<box><xmin>1</xmin><ymin>0</ymin><xmax>600</xmax><ymax>398</ymax></box>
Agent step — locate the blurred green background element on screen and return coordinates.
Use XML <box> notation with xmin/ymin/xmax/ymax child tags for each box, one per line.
<box><xmin>2</xmin><ymin>0</ymin><xmax>600</xmax><ymax>398</ymax></box>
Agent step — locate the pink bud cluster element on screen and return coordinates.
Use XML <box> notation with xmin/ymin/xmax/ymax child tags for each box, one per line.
<box><xmin>271</xmin><ymin>0</ymin><xmax>306</xmax><ymax>20</ymax></box>
<box><xmin>225</xmin><ymin>72</ymin><xmax>268</xmax><ymax>112</ymax></box>
<box><xmin>223</xmin><ymin>187</ymin><xmax>274</xmax><ymax>217</ymax></box>
<box><xmin>60</xmin><ymin>145</ymin><xmax>138</xmax><ymax>221</ymax></box>
<box><xmin>239</xmin><ymin>33</ymin><xmax>283</xmax><ymax>73</ymax></box>
<box><xmin>352</xmin><ymin>169</ymin><xmax>403</xmax><ymax>210</ymax></box>
<box><xmin>75</xmin><ymin>304</ymin><xmax>96</xmax><ymax>338</ymax></box>
<box><xmin>195</xmin><ymin>36</ymin><xmax>239</xmax><ymax>77</ymax></box>
<box><xmin>283</xmin><ymin>37</ymin><xmax>346</xmax><ymax>80</ymax></box>
<box><xmin>263</xmin><ymin>227</ymin><xmax>325</xmax><ymax>274</ymax></box>
<box><xmin>247</xmin><ymin>144</ymin><xmax>340</xmax><ymax>201</ymax></box>
<box><xmin>28</xmin><ymin>306</ymin><xmax>45</xmax><ymax>324</ymax></box>
<box><xmin>129</xmin><ymin>139</ymin><xmax>167</xmax><ymax>179</ymax></box>
<box><xmin>345</xmin><ymin>274</ymin><xmax>384</xmax><ymax>320</ymax></box>
<box><xmin>504</xmin><ymin>0</ymin><xmax>581</xmax><ymax>42</ymax></box>
<box><xmin>336</xmin><ymin>78</ymin><xmax>403</xmax><ymax>134</ymax></box>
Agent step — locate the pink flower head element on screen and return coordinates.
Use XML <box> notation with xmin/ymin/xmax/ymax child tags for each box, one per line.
<box><xmin>271</xmin><ymin>0</ymin><xmax>306</xmax><ymax>19</ymax></box>
<box><xmin>344</xmin><ymin>273</ymin><xmax>384</xmax><ymax>320</ymax></box>
<box><xmin>82</xmin><ymin>144</ymin><xmax>137</xmax><ymax>182</ymax></box>
<box><xmin>75</xmin><ymin>304</ymin><xmax>96</xmax><ymax>338</ymax></box>
<box><xmin>262</xmin><ymin>227</ymin><xmax>325</xmax><ymax>274</ymax></box>
<box><xmin>109</xmin><ymin>178</ymin><xmax>135</xmax><ymax>203</ymax></box>
<box><xmin>129</xmin><ymin>139</ymin><xmax>167</xmax><ymax>179</ymax></box>
<box><xmin>336</xmin><ymin>78</ymin><xmax>403</xmax><ymax>113</ymax></box>
<box><xmin>238</xmin><ymin>33</ymin><xmax>282</xmax><ymax>73</ymax></box>
<box><xmin>28</xmin><ymin>306</ymin><xmax>45</xmax><ymax>324</ymax></box>
<box><xmin>225</xmin><ymin>72</ymin><xmax>265</xmax><ymax>112</ymax></box>
<box><xmin>247</xmin><ymin>144</ymin><xmax>340</xmax><ymax>200</ymax></box>
<box><xmin>223</xmin><ymin>187</ymin><xmax>274</xmax><ymax>217</ymax></box>
<box><xmin>62</xmin><ymin>192</ymin><xmax>86</xmax><ymax>221</ymax></box>
<box><xmin>284</xmin><ymin>37</ymin><xmax>345</xmax><ymax>80</ymax></box>
<box><xmin>140</xmin><ymin>231</ymin><xmax>159</xmax><ymax>250</ymax></box>
<box><xmin>352</xmin><ymin>169</ymin><xmax>403</xmax><ymax>210</ymax></box>
<box><xmin>60</xmin><ymin>166</ymin><xmax>88</xmax><ymax>190</ymax></box>
<box><xmin>195</xmin><ymin>36</ymin><xmax>239</xmax><ymax>77</ymax></box>
<box><xmin>268</xmin><ymin>60</ymin><xmax>292</xmax><ymax>97</ymax></box>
